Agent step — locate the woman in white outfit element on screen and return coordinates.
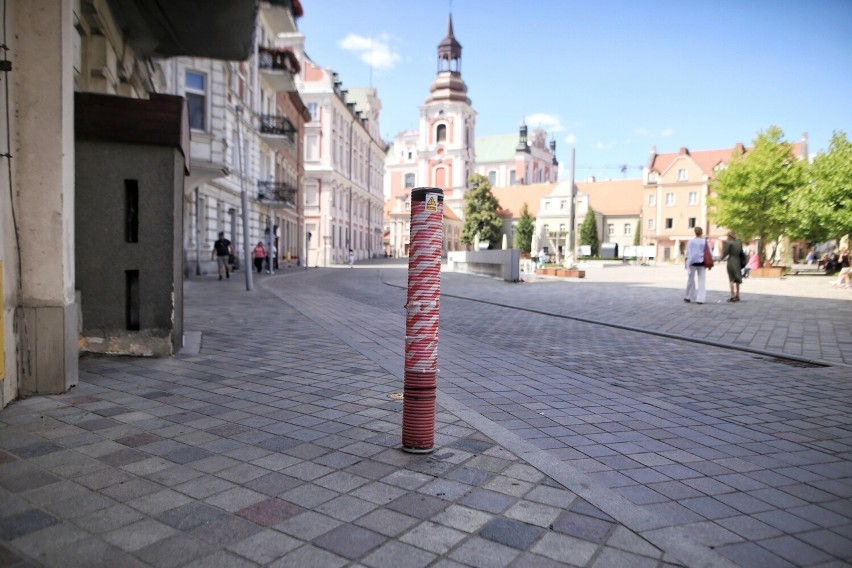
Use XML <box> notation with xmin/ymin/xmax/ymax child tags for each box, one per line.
<box><xmin>684</xmin><ymin>226</ymin><xmax>709</xmax><ymax>304</ymax></box>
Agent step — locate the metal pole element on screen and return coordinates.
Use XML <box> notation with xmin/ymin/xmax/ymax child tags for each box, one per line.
<box><xmin>236</xmin><ymin>105</ymin><xmax>253</xmax><ymax>291</ymax></box>
<box><xmin>265</xmin><ymin>222</ymin><xmax>274</xmax><ymax>275</ymax></box>
<box><xmin>568</xmin><ymin>146</ymin><xmax>577</xmax><ymax>257</ymax></box>
<box><xmin>194</xmin><ymin>187</ymin><xmax>201</xmax><ymax>276</ymax></box>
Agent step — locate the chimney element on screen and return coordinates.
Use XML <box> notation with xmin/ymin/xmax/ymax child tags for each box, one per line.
<box><xmin>679</xmin><ymin>147</ymin><xmax>689</xmax><ymax>155</ymax></box>
<box><xmin>735</xmin><ymin>142</ymin><xmax>745</xmax><ymax>154</ymax></box>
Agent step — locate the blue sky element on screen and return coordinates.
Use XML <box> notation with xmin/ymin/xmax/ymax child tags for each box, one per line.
<box><xmin>298</xmin><ymin>0</ymin><xmax>852</xmax><ymax>180</ymax></box>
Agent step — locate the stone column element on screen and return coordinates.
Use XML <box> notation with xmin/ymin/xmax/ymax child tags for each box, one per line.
<box><xmin>14</xmin><ymin>0</ymin><xmax>78</xmax><ymax>394</ymax></box>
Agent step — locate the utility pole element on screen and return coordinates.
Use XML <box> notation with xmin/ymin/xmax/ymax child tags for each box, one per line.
<box><xmin>235</xmin><ymin>105</ymin><xmax>253</xmax><ymax>291</ymax></box>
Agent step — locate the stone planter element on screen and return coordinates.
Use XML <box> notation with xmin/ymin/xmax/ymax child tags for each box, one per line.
<box><xmin>538</xmin><ymin>268</ymin><xmax>557</xmax><ymax>275</ymax></box>
<box><xmin>556</xmin><ymin>269</ymin><xmax>585</xmax><ymax>278</ymax></box>
<box><xmin>750</xmin><ymin>266</ymin><xmax>786</xmax><ymax>278</ymax></box>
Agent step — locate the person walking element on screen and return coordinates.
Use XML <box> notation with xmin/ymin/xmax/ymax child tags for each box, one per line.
<box><xmin>348</xmin><ymin>249</ymin><xmax>355</xmax><ymax>268</ymax></box>
<box><xmin>252</xmin><ymin>241</ymin><xmax>266</xmax><ymax>274</ymax></box>
<box><xmin>684</xmin><ymin>226</ymin><xmax>710</xmax><ymax>304</ymax></box>
<box><xmin>211</xmin><ymin>231</ymin><xmax>232</xmax><ymax>280</ymax></box>
<box><xmin>722</xmin><ymin>231</ymin><xmax>744</xmax><ymax>302</ymax></box>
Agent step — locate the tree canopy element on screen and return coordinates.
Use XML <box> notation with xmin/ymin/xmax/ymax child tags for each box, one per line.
<box><xmin>515</xmin><ymin>203</ymin><xmax>534</xmax><ymax>254</ymax></box>
<box><xmin>709</xmin><ymin>126</ymin><xmax>806</xmax><ymax>265</ymax></box>
<box><xmin>579</xmin><ymin>207</ymin><xmax>600</xmax><ymax>256</ymax></box>
<box><xmin>461</xmin><ymin>174</ymin><xmax>503</xmax><ymax>246</ymax></box>
<box><xmin>790</xmin><ymin>131</ymin><xmax>852</xmax><ymax>242</ymax></box>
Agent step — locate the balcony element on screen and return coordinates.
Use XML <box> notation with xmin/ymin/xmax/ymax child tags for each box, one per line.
<box><xmin>259</xmin><ymin>0</ymin><xmax>302</xmax><ymax>36</ymax></box>
<box><xmin>257</xmin><ymin>180</ymin><xmax>298</xmax><ymax>208</ymax></box>
<box><xmin>258</xmin><ymin>47</ymin><xmax>300</xmax><ymax>92</ymax></box>
<box><xmin>258</xmin><ymin>114</ymin><xmax>296</xmax><ymax>152</ymax></box>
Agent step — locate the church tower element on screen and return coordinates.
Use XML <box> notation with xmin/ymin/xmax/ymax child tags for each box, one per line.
<box><xmin>418</xmin><ymin>15</ymin><xmax>476</xmax><ymax>217</ymax></box>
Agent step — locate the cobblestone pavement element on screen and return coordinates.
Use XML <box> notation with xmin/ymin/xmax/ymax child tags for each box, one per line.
<box><xmin>0</xmin><ymin>261</ymin><xmax>849</xmax><ymax>567</ymax></box>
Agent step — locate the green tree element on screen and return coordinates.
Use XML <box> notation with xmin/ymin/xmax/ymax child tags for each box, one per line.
<box><xmin>791</xmin><ymin>131</ymin><xmax>852</xmax><ymax>242</ymax></box>
<box><xmin>461</xmin><ymin>174</ymin><xmax>503</xmax><ymax>246</ymax></box>
<box><xmin>709</xmin><ymin>126</ymin><xmax>806</xmax><ymax>265</ymax></box>
<box><xmin>579</xmin><ymin>208</ymin><xmax>600</xmax><ymax>256</ymax></box>
<box><xmin>515</xmin><ymin>203</ymin><xmax>534</xmax><ymax>253</ymax></box>
<box><xmin>633</xmin><ymin>221</ymin><xmax>641</xmax><ymax>246</ymax></box>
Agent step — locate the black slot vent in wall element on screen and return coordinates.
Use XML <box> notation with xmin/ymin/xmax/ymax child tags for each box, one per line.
<box><xmin>126</xmin><ymin>270</ymin><xmax>140</xmax><ymax>330</ymax></box>
<box><xmin>125</xmin><ymin>180</ymin><xmax>139</xmax><ymax>243</ymax></box>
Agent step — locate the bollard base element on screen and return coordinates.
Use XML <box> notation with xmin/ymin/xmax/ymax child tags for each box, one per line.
<box><xmin>401</xmin><ymin>445</ymin><xmax>435</xmax><ymax>454</ymax></box>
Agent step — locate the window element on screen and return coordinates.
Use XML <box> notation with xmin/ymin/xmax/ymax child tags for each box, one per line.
<box><xmin>648</xmin><ymin>194</ymin><xmax>656</xmax><ymax>206</ymax></box>
<box><xmin>624</xmin><ymin>223</ymin><xmax>632</xmax><ymax>236</ymax></box>
<box><xmin>543</xmin><ymin>224</ymin><xmax>549</xmax><ymax>234</ymax></box>
<box><xmin>559</xmin><ymin>224</ymin><xmax>565</xmax><ymax>233</ymax></box>
<box><xmin>665</xmin><ymin>218</ymin><xmax>673</xmax><ymax>229</ymax></box>
<box><xmin>407</xmin><ymin>151</ymin><xmax>412</xmax><ymax>160</ymax></box>
<box><xmin>665</xmin><ymin>193</ymin><xmax>675</xmax><ymax>206</ymax></box>
<box><xmin>307</xmin><ymin>102</ymin><xmax>318</xmax><ymax>122</ymax></box>
<box><xmin>649</xmin><ymin>172</ymin><xmax>658</xmax><ymax>183</ymax></box>
<box><xmin>185</xmin><ymin>71</ymin><xmax>207</xmax><ymax>130</ymax></box>
<box><xmin>688</xmin><ymin>217</ymin><xmax>696</xmax><ymax>228</ymax></box>
<box><xmin>560</xmin><ymin>200</ymin><xmax>566</xmax><ymax>210</ymax></box>
<box><xmin>544</xmin><ymin>201</ymin><xmax>550</xmax><ymax>210</ymax></box>
<box><xmin>404</xmin><ymin>173</ymin><xmax>415</xmax><ymax>188</ymax></box>
<box><xmin>488</xmin><ymin>171</ymin><xmax>496</xmax><ymax>186</ymax></box>
<box><xmin>688</xmin><ymin>191</ymin><xmax>698</xmax><ymax>205</ymax></box>
<box><xmin>509</xmin><ymin>170</ymin><xmax>517</xmax><ymax>185</ymax></box>
<box><xmin>607</xmin><ymin>224</ymin><xmax>615</xmax><ymax>236</ymax></box>
<box><xmin>436</xmin><ymin>124</ymin><xmax>447</xmax><ymax>143</ymax></box>
<box><xmin>677</xmin><ymin>168</ymin><xmax>687</xmax><ymax>181</ymax></box>
<box><xmin>648</xmin><ymin>218</ymin><xmax>655</xmax><ymax>230</ymax></box>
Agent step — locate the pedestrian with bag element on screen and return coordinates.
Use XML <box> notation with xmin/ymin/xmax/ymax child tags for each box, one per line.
<box><xmin>684</xmin><ymin>226</ymin><xmax>712</xmax><ymax>304</ymax></box>
<box><xmin>722</xmin><ymin>231</ymin><xmax>744</xmax><ymax>302</ymax></box>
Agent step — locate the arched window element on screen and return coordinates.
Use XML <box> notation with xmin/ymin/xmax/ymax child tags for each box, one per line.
<box><xmin>436</xmin><ymin>124</ymin><xmax>447</xmax><ymax>143</ymax></box>
<box><xmin>404</xmin><ymin>173</ymin><xmax>415</xmax><ymax>188</ymax></box>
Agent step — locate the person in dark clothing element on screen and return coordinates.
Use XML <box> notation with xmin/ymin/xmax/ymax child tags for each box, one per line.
<box><xmin>211</xmin><ymin>232</ymin><xmax>232</xmax><ymax>280</ymax></box>
<box><xmin>722</xmin><ymin>231</ymin><xmax>744</xmax><ymax>302</ymax></box>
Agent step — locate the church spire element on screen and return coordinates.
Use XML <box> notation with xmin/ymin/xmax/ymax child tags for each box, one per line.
<box><xmin>437</xmin><ymin>14</ymin><xmax>462</xmax><ymax>73</ymax></box>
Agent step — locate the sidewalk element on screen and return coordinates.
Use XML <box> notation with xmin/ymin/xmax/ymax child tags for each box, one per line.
<box><xmin>1</xmin><ymin>264</ymin><xmax>849</xmax><ymax>567</ymax></box>
<box><xmin>1</xmin><ymin>271</ymin><xmax>693</xmax><ymax>568</ymax></box>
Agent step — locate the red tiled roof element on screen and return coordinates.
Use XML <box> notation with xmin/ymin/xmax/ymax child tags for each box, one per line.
<box><xmin>650</xmin><ymin>142</ymin><xmax>805</xmax><ymax>179</ymax></box>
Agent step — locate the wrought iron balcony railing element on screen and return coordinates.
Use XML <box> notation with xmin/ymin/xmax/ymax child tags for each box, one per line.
<box><xmin>259</xmin><ymin>115</ymin><xmax>296</xmax><ymax>143</ymax></box>
<box><xmin>258</xmin><ymin>46</ymin><xmax>300</xmax><ymax>74</ymax></box>
<box><xmin>257</xmin><ymin>180</ymin><xmax>298</xmax><ymax>206</ymax></box>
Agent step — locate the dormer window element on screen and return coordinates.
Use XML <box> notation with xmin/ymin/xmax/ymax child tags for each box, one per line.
<box><xmin>677</xmin><ymin>168</ymin><xmax>687</xmax><ymax>181</ymax></box>
<box><xmin>436</xmin><ymin>124</ymin><xmax>447</xmax><ymax>143</ymax></box>
<box><xmin>649</xmin><ymin>172</ymin><xmax>657</xmax><ymax>183</ymax></box>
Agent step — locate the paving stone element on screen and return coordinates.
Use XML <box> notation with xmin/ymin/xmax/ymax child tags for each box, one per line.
<box><xmin>279</xmin><ymin>483</ymin><xmax>339</xmax><ymax>508</ymax></box>
<box><xmin>317</xmin><ymin>494</ymin><xmax>378</xmax><ymax>522</ymax></box>
<box><xmin>74</xmin><ymin>503</ymin><xmax>145</xmax><ymax>533</ymax></box>
<box><xmin>236</xmin><ymin>497</ymin><xmax>303</xmax><ymax>526</ymax></box>
<box><xmin>605</xmin><ymin>526</ymin><xmax>663</xmax><ymax>558</ymax></box>
<box><xmin>350</xmin><ymin>481</ymin><xmax>408</xmax><ymax>505</ymax></box>
<box><xmin>590</xmin><ymin>547</ymin><xmax>660</xmax><ymax>568</ymax></box>
<box><xmin>226</xmin><ymin>528</ymin><xmax>301</xmax><ymax>564</ymax></box>
<box><xmin>480</xmin><ymin>517</ymin><xmax>544</xmax><ymax>551</ymax></box>
<box><xmin>103</xmin><ymin>518</ymin><xmax>176</xmax><ymax>551</ymax></box>
<box><xmin>179</xmin><ymin>550</ymin><xmax>259</xmax><ymax>568</ymax></box>
<box><xmin>188</xmin><ymin>513</ymin><xmax>263</xmax><ymax>545</ymax></box>
<box><xmin>174</xmin><ymin>474</ymin><xmax>236</xmax><ymax>499</ymax></box>
<box><xmin>267</xmin><ymin>544</ymin><xmax>348</xmax><ymax>568</ymax></box>
<box><xmin>157</xmin><ymin>502</ymin><xmax>228</xmax><ymax>530</ymax></box>
<box><xmin>716</xmin><ymin>541</ymin><xmax>797</xmax><ymax>568</ymax></box>
<box><xmin>135</xmin><ymin>533</ymin><xmax>211</xmax><ymax>568</ymax></box>
<box><xmin>313</xmin><ymin>524</ymin><xmax>387</xmax><ymax>560</ymax></box>
<box><xmin>531</xmin><ymin>532</ymin><xmax>600</xmax><ymax>565</ymax></box>
<box><xmin>0</xmin><ymin>509</ymin><xmax>59</xmax><ymax>540</ymax></box>
<box><xmin>458</xmin><ymin>488</ymin><xmax>516</xmax><ymax>514</ymax></box>
<box><xmin>275</xmin><ymin>510</ymin><xmax>343</xmax><ymax>540</ymax></box>
<box><xmin>504</xmin><ymin>500</ymin><xmax>562</xmax><ymax>528</ymax></box>
<box><xmin>449</xmin><ymin>536</ymin><xmax>520</xmax><ymax>568</ymax></box>
<box><xmin>551</xmin><ymin>511</ymin><xmax>615</xmax><ymax>544</ymax></box>
<box><xmin>355</xmin><ymin>508</ymin><xmax>419</xmax><ymax>537</ymax></box>
<box><xmin>362</xmin><ymin>540</ymin><xmax>437</xmax><ymax>568</ymax></box>
<box><xmin>386</xmin><ymin>492</ymin><xmax>449</xmax><ymax>520</ymax></box>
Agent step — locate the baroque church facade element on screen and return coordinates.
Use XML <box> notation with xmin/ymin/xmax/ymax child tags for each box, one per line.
<box><xmin>384</xmin><ymin>16</ymin><xmax>558</xmax><ymax>258</ymax></box>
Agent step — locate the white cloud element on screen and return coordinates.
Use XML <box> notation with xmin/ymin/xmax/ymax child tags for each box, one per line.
<box><xmin>660</xmin><ymin>127</ymin><xmax>675</xmax><ymax>137</ymax></box>
<box><xmin>525</xmin><ymin>113</ymin><xmax>564</xmax><ymax>133</ymax></box>
<box><xmin>338</xmin><ymin>33</ymin><xmax>400</xmax><ymax>70</ymax></box>
<box><xmin>596</xmin><ymin>142</ymin><xmax>615</xmax><ymax>150</ymax></box>
<box><xmin>564</xmin><ymin>133</ymin><xmax>576</xmax><ymax>144</ymax></box>
<box><xmin>634</xmin><ymin>128</ymin><xmax>650</xmax><ymax>136</ymax></box>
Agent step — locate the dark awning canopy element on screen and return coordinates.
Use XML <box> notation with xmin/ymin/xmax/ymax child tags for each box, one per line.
<box><xmin>106</xmin><ymin>0</ymin><xmax>259</xmax><ymax>61</ymax></box>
